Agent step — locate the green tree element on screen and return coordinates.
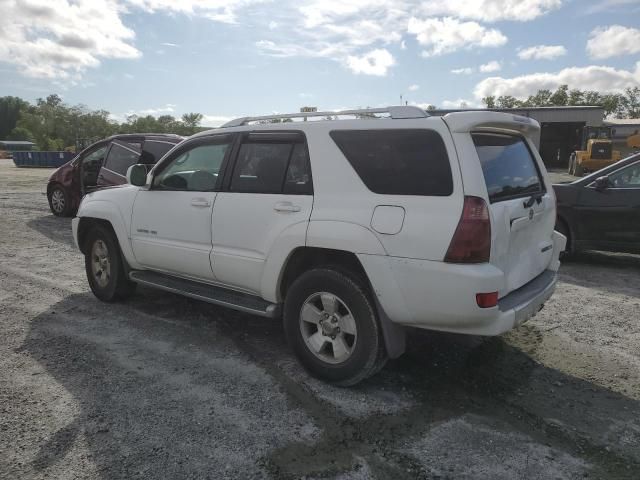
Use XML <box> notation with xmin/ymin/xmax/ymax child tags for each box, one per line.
<box><xmin>7</xmin><ymin>126</ymin><xmax>35</xmax><ymax>142</ymax></box>
<box><xmin>495</xmin><ymin>95</ymin><xmax>520</xmax><ymax>108</ymax></box>
<box><xmin>181</xmin><ymin>113</ymin><xmax>204</xmax><ymax>134</ymax></box>
<box><xmin>621</xmin><ymin>87</ymin><xmax>640</xmax><ymax>118</ymax></box>
<box><xmin>0</xmin><ymin>96</ymin><xmax>29</xmax><ymax>140</ymax></box>
<box><xmin>482</xmin><ymin>96</ymin><xmax>496</xmax><ymax>108</ymax></box>
<box><xmin>549</xmin><ymin>85</ymin><xmax>569</xmax><ymax>106</ymax></box>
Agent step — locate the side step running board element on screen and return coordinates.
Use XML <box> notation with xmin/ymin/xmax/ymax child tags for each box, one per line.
<box><xmin>129</xmin><ymin>270</ymin><xmax>280</xmax><ymax>318</ymax></box>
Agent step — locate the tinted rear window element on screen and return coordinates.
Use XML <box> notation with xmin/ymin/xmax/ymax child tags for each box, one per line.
<box><xmin>142</xmin><ymin>140</ymin><xmax>176</xmax><ymax>164</ymax></box>
<box><xmin>472</xmin><ymin>133</ymin><xmax>544</xmax><ymax>203</ymax></box>
<box><xmin>330</xmin><ymin>129</ymin><xmax>453</xmax><ymax>196</ymax></box>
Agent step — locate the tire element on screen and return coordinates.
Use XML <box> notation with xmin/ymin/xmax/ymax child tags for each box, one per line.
<box><xmin>567</xmin><ymin>154</ymin><xmax>575</xmax><ymax>175</ymax></box>
<box><xmin>283</xmin><ymin>268</ymin><xmax>387</xmax><ymax>386</ymax></box>
<box><xmin>48</xmin><ymin>185</ymin><xmax>72</xmax><ymax>217</ymax></box>
<box><xmin>84</xmin><ymin>224</ymin><xmax>137</xmax><ymax>302</ymax></box>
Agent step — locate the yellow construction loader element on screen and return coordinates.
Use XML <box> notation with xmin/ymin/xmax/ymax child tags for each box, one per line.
<box><xmin>568</xmin><ymin>126</ymin><xmax>621</xmax><ymax>176</ymax></box>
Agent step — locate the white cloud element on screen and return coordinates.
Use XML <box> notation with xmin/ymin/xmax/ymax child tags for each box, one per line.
<box><xmin>473</xmin><ymin>62</ymin><xmax>640</xmax><ymax>100</ymax></box>
<box><xmin>441</xmin><ymin>98</ymin><xmax>479</xmax><ymax>108</ymax></box>
<box><xmin>452</xmin><ymin>67</ymin><xmax>474</xmax><ymax>75</ymax></box>
<box><xmin>161</xmin><ymin>42</ymin><xmax>179</xmax><ymax>47</ymax></box>
<box><xmin>587</xmin><ymin>25</ymin><xmax>640</xmax><ymax>59</ymax></box>
<box><xmin>479</xmin><ymin>60</ymin><xmax>501</xmax><ymax>72</ymax></box>
<box><xmin>126</xmin><ymin>103</ymin><xmax>176</xmax><ymax>116</ymax></box>
<box><xmin>586</xmin><ymin>0</ymin><xmax>640</xmax><ymax>14</ymax></box>
<box><xmin>124</xmin><ymin>0</ymin><xmax>267</xmax><ymax>24</ymax></box>
<box><xmin>345</xmin><ymin>49</ymin><xmax>395</xmax><ymax>76</ymax></box>
<box><xmin>202</xmin><ymin>114</ymin><xmax>234</xmax><ymax>127</ymax></box>
<box><xmin>256</xmin><ymin>1</ymin><xmax>404</xmax><ymax>76</ymax></box>
<box><xmin>518</xmin><ymin>45</ymin><xmax>567</xmax><ymax>60</ymax></box>
<box><xmin>408</xmin><ymin>17</ymin><xmax>507</xmax><ymax>57</ymax></box>
<box><xmin>0</xmin><ymin>0</ymin><xmax>140</xmax><ymax>79</ymax></box>
<box><xmin>417</xmin><ymin>0</ymin><xmax>563</xmax><ymax>22</ymax></box>
<box><xmin>408</xmin><ymin>84</ymin><xmax>420</xmax><ymax>91</ymax></box>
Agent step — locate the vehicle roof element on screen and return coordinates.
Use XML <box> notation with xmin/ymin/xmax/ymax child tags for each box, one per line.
<box><xmin>190</xmin><ymin>109</ymin><xmax>540</xmax><ymax>141</ymax></box>
<box><xmin>107</xmin><ymin>133</ymin><xmax>183</xmax><ymax>142</ymax></box>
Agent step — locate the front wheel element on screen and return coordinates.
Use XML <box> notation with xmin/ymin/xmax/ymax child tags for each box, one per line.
<box><xmin>283</xmin><ymin>268</ymin><xmax>386</xmax><ymax>386</ymax></box>
<box><xmin>48</xmin><ymin>185</ymin><xmax>72</xmax><ymax>217</ymax></box>
<box><xmin>84</xmin><ymin>225</ymin><xmax>136</xmax><ymax>302</ymax></box>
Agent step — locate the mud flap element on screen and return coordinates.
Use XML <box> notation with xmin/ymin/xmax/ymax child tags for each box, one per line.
<box><xmin>373</xmin><ymin>296</ymin><xmax>406</xmax><ymax>359</ymax></box>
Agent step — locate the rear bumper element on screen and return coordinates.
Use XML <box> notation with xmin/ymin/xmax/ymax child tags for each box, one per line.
<box><xmin>358</xmin><ymin>253</ymin><xmax>560</xmax><ymax>336</ymax></box>
<box><xmin>497</xmin><ymin>270</ymin><xmax>557</xmax><ymax>330</ymax></box>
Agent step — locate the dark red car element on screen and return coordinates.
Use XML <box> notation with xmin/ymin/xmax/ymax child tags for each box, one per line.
<box><xmin>47</xmin><ymin>133</ymin><xmax>183</xmax><ymax>216</ymax></box>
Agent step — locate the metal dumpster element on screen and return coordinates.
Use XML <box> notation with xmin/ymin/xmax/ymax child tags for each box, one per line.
<box><xmin>12</xmin><ymin>151</ymin><xmax>74</xmax><ymax>168</ymax></box>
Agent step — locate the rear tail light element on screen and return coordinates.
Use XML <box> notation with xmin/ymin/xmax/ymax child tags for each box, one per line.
<box><xmin>445</xmin><ymin>196</ymin><xmax>491</xmax><ymax>264</ymax></box>
<box><xmin>476</xmin><ymin>292</ymin><xmax>498</xmax><ymax>308</ymax></box>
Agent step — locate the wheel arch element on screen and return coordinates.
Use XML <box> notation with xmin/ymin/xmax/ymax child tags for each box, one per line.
<box><xmin>278</xmin><ymin>246</ymin><xmax>406</xmax><ymax>359</ymax></box>
<box><xmin>77</xmin><ymin>217</ymin><xmax>117</xmax><ymax>255</ymax></box>
<box><xmin>75</xmin><ymin>199</ymin><xmax>139</xmax><ymax>269</ymax></box>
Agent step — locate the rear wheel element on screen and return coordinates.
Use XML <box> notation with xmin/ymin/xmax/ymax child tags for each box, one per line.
<box><xmin>84</xmin><ymin>225</ymin><xmax>136</xmax><ymax>302</ymax></box>
<box><xmin>567</xmin><ymin>154</ymin><xmax>575</xmax><ymax>175</ymax></box>
<box><xmin>48</xmin><ymin>185</ymin><xmax>72</xmax><ymax>217</ymax></box>
<box><xmin>283</xmin><ymin>268</ymin><xmax>386</xmax><ymax>386</ymax></box>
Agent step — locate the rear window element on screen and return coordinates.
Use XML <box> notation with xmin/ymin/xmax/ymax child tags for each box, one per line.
<box><xmin>330</xmin><ymin>129</ymin><xmax>453</xmax><ymax>196</ymax></box>
<box><xmin>472</xmin><ymin>133</ymin><xmax>544</xmax><ymax>203</ymax></box>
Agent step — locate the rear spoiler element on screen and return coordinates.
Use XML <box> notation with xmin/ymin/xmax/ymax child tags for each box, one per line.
<box><xmin>442</xmin><ymin>111</ymin><xmax>541</xmax><ymax>139</ymax></box>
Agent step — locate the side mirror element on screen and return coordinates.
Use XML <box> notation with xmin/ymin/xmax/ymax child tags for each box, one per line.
<box><xmin>594</xmin><ymin>175</ymin><xmax>610</xmax><ymax>192</ymax></box>
<box><xmin>127</xmin><ymin>164</ymin><xmax>148</xmax><ymax>187</ymax></box>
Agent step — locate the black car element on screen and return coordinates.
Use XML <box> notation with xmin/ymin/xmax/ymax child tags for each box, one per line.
<box><xmin>47</xmin><ymin>133</ymin><xmax>183</xmax><ymax>216</ymax></box>
<box><xmin>553</xmin><ymin>153</ymin><xmax>640</xmax><ymax>255</ymax></box>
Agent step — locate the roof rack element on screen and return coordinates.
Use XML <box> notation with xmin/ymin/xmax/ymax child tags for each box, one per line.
<box><xmin>221</xmin><ymin>105</ymin><xmax>428</xmax><ymax>128</ymax></box>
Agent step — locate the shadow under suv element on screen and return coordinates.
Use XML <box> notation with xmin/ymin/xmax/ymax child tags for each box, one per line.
<box><xmin>47</xmin><ymin>133</ymin><xmax>183</xmax><ymax>216</ymax></box>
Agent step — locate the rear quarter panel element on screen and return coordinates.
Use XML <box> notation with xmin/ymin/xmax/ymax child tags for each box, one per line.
<box><xmin>305</xmin><ymin>118</ymin><xmax>464</xmax><ymax>261</ymax></box>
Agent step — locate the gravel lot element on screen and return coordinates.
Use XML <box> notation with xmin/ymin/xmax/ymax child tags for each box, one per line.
<box><xmin>1</xmin><ymin>159</ymin><xmax>639</xmax><ymax>479</ymax></box>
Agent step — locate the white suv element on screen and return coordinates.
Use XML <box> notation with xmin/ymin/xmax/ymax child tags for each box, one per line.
<box><xmin>72</xmin><ymin>106</ymin><xmax>566</xmax><ymax>385</ymax></box>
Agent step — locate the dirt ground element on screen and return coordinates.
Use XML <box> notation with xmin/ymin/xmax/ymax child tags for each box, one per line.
<box><xmin>0</xmin><ymin>159</ymin><xmax>639</xmax><ymax>479</ymax></box>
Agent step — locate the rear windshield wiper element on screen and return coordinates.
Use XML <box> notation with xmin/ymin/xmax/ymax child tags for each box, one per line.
<box><xmin>523</xmin><ymin>191</ymin><xmax>544</xmax><ymax>208</ymax></box>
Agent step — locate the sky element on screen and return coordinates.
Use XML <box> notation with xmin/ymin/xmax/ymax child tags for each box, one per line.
<box><xmin>1</xmin><ymin>0</ymin><xmax>640</xmax><ymax>126</ymax></box>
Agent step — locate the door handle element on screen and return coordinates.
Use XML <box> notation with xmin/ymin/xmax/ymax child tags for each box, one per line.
<box><xmin>274</xmin><ymin>202</ymin><xmax>301</xmax><ymax>213</ymax></box>
<box><xmin>191</xmin><ymin>198</ymin><xmax>211</xmax><ymax>207</ymax></box>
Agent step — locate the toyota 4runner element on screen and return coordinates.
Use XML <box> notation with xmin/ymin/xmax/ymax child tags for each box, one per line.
<box><xmin>72</xmin><ymin>106</ymin><xmax>566</xmax><ymax>385</ymax></box>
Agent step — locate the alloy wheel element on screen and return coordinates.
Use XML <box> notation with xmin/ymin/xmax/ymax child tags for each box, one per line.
<box><xmin>299</xmin><ymin>292</ymin><xmax>358</xmax><ymax>364</ymax></box>
<box><xmin>91</xmin><ymin>239</ymin><xmax>111</xmax><ymax>288</ymax></box>
<box><xmin>51</xmin><ymin>189</ymin><xmax>65</xmax><ymax>214</ymax></box>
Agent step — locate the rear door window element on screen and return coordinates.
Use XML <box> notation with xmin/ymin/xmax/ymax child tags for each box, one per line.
<box><xmin>104</xmin><ymin>142</ymin><xmax>141</xmax><ymax>176</ymax></box>
<box><xmin>141</xmin><ymin>140</ymin><xmax>176</xmax><ymax>165</ymax></box>
<box><xmin>472</xmin><ymin>133</ymin><xmax>544</xmax><ymax>203</ymax></box>
<box><xmin>329</xmin><ymin>129</ymin><xmax>453</xmax><ymax>196</ymax></box>
<box><xmin>229</xmin><ymin>133</ymin><xmax>312</xmax><ymax>195</ymax></box>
